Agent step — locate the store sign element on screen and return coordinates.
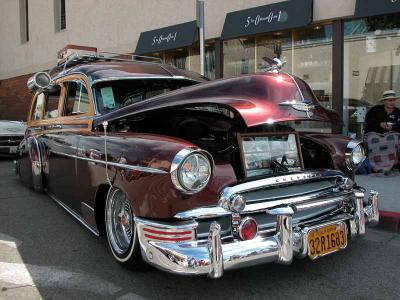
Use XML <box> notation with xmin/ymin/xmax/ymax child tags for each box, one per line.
<box><xmin>221</xmin><ymin>0</ymin><xmax>313</xmax><ymax>40</ymax></box>
<box><xmin>135</xmin><ymin>21</ymin><xmax>198</xmax><ymax>55</ymax></box>
<box><xmin>355</xmin><ymin>0</ymin><xmax>400</xmax><ymax>18</ymax></box>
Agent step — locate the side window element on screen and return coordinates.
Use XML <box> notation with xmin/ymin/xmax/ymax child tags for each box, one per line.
<box><xmin>32</xmin><ymin>93</ymin><xmax>45</xmax><ymax>120</ymax></box>
<box><xmin>44</xmin><ymin>85</ymin><xmax>62</xmax><ymax>119</ymax></box>
<box><xmin>63</xmin><ymin>80</ymin><xmax>90</xmax><ymax>116</ymax></box>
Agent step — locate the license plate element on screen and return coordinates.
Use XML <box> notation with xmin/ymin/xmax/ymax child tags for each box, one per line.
<box><xmin>9</xmin><ymin>146</ymin><xmax>17</xmax><ymax>154</ymax></box>
<box><xmin>307</xmin><ymin>222</ymin><xmax>347</xmax><ymax>259</ymax></box>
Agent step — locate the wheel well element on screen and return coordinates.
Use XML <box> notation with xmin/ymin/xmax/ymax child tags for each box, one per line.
<box><xmin>94</xmin><ymin>184</ymin><xmax>111</xmax><ymax>236</ymax></box>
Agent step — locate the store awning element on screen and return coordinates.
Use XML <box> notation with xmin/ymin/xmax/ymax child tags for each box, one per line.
<box><xmin>135</xmin><ymin>21</ymin><xmax>198</xmax><ymax>55</ymax></box>
<box><xmin>221</xmin><ymin>0</ymin><xmax>313</xmax><ymax>40</ymax></box>
<box><xmin>355</xmin><ymin>0</ymin><xmax>400</xmax><ymax>18</ymax></box>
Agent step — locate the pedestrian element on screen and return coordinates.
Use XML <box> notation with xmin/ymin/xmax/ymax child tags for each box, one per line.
<box><xmin>364</xmin><ymin>90</ymin><xmax>400</xmax><ymax>174</ymax></box>
<box><xmin>365</xmin><ymin>90</ymin><xmax>400</xmax><ymax>134</ymax></box>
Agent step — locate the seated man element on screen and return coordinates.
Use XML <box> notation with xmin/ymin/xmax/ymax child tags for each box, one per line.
<box><xmin>365</xmin><ymin>90</ymin><xmax>400</xmax><ymax>134</ymax></box>
<box><xmin>365</xmin><ymin>90</ymin><xmax>400</xmax><ymax>173</ymax></box>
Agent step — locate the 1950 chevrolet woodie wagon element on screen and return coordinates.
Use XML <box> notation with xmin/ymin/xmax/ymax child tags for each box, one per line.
<box><xmin>16</xmin><ymin>52</ymin><xmax>379</xmax><ymax>278</ymax></box>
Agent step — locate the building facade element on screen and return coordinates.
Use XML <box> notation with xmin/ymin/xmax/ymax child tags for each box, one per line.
<box><xmin>1</xmin><ymin>0</ymin><xmax>399</xmax><ymax>137</ymax></box>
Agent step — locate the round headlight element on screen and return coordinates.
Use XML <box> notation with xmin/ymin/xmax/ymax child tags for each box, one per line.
<box><xmin>171</xmin><ymin>149</ymin><xmax>213</xmax><ymax>193</ymax></box>
<box><xmin>345</xmin><ymin>141</ymin><xmax>366</xmax><ymax>170</ymax></box>
<box><xmin>351</xmin><ymin>144</ymin><xmax>365</xmax><ymax>166</ymax></box>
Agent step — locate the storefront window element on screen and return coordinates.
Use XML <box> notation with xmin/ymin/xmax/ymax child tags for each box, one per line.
<box><xmin>148</xmin><ymin>42</ymin><xmax>216</xmax><ymax>80</ymax></box>
<box><xmin>223</xmin><ymin>25</ymin><xmax>332</xmax><ymax>107</ymax></box>
<box><xmin>223</xmin><ymin>24</ymin><xmax>333</xmax><ymax>132</ymax></box>
<box><xmin>344</xmin><ymin>14</ymin><xmax>400</xmax><ymax>137</ymax></box>
<box><xmin>223</xmin><ymin>38</ymin><xmax>255</xmax><ymax>77</ymax></box>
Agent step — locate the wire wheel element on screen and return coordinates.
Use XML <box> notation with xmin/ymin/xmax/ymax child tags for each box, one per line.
<box><xmin>106</xmin><ymin>188</ymin><xmax>135</xmax><ymax>258</ymax></box>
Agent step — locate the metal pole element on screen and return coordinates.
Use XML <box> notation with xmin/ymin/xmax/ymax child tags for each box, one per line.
<box><xmin>197</xmin><ymin>0</ymin><xmax>205</xmax><ymax>76</ymax></box>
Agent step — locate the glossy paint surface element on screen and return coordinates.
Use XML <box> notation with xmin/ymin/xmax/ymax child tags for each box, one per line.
<box><xmin>94</xmin><ymin>73</ymin><xmax>340</xmax><ymax>128</ymax></box>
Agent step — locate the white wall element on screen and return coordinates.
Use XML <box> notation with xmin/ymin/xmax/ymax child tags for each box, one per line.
<box><xmin>0</xmin><ymin>0</ymin><xmax>357</xmax><ymax>80</ymax></box>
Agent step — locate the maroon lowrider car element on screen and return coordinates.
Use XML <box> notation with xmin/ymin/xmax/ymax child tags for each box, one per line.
<box><xmin>16</xmin><ymin>53</ymin><xmax>379</xmax><ymax>278</ymax></box>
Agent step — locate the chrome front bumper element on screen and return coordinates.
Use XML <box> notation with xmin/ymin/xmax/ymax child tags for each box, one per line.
<box><xmin>135</xmin><ymin>190</ymin><xmax>379</xmax><ymax>278</ymax></box>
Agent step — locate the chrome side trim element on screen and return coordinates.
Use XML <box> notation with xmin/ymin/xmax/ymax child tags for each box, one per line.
<box><xmin>51</xmin><ymin>150</ymin><xmax>167</xmax><ymax>174</ymax></box>
<box><xmin>81</xmin><ymin>202</ymin><xmax>95</xmax><ymax>212</ymax></box>
<box><xmin>174</xmin><ymin>206</ymin><xmax>230</xmax><ymax>220</ymax></box>
<box><xmin>286</xmin><ymin>73</ymin><xmax>305</xmax><ymax>102</ymax></box>
<box><xmin>92</xmin><ymin>76</ymin><xmax>200</xmax><ymax>86</ymax></box>
<box><xmin>48</xmin><ymin>192</ymin><xmax>99</xmax><ymax>236</ymax></box>
<box><xmin>294</xmin><ymin>195</ymin><xmax>350</xmax><ymax>211</ymax></box>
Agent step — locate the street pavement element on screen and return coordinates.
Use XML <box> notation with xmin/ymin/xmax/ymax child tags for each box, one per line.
<box><xmin>1</xmin><ymin>158</ymin><xmax>400</xmax><ymax>299</ymax></box>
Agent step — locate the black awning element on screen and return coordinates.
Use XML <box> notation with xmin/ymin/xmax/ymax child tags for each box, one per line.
<box><xmin>221</xmin><ymin>0</ymin><xmax>313</xmax><ymax>40</ymax></box>
<box><xmin>135</xmin><ymin>21</ymin><xmax>198</xmax><ymax>55</ymax></box>
<box><xmin>355</xmin><ymin>0</ymin><xmax>400</xmax><ymax>18</ymax></box>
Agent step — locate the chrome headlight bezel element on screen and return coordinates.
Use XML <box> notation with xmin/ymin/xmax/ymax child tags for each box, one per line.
<box><xmin>170</xmin><ymin>148</ymin><xmax>213</xmax><ymax>194</ymax></box>
<box><xmin>345</xmin><ymin>140</ymin><xmax>366</xmax><ymax>171</ymax></box>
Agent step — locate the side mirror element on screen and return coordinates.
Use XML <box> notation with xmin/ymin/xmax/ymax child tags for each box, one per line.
<box><xmin>27</xmin><ymin>72</ymin><xmax>52</xmax><ymax>93</ymax></box>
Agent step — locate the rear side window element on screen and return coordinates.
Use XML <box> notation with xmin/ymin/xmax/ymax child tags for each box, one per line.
<box><xmin>63</xmin><ymin>80</ymin><xmax>90</xmax><ymax>116</ymax></box>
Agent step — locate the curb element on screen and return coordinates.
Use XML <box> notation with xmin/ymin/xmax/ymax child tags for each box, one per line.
<box><xmin>378</xmin><ymin>211</ymin><xmax>400</xmax><ymax>233</ymax></box>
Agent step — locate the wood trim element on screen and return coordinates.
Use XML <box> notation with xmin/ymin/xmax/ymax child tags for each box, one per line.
<box><xmin>27</xmin><ymin>73</ymin><xmax>95</xmax><ymax>132</ymax></box>
<box><xmin>237</xmin><ymin>132</ymin><xmax>304</xmax><ymax>178</ymax></box>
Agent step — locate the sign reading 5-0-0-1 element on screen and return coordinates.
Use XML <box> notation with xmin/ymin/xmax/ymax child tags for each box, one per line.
<box><xmin>244</xmin><ymin>10</ymin><xmax>288</xmax><ymax>28</ymax></box>
<box><xmin>221</xmin><ymin>0</ymin><xmax>312</xmax><ymax>40</ymax></box>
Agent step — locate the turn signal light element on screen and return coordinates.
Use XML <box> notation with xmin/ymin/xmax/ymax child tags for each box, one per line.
<box><xmin>239</xmin><ymin>217</ymin><xmax>258</xmax><ymax>241</ymax></box>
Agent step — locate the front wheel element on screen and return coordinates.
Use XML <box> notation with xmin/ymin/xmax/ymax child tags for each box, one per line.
<box><xmin>105</xmin><ymin>187</ymin><xmax>142</xmax><ymax>268</ymax></box>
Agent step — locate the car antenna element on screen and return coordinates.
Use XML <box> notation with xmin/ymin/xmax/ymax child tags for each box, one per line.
<box><xmin>102</xmin><ymin>121</ymin><xmax>113</xmax><ymax>187</ymax></box>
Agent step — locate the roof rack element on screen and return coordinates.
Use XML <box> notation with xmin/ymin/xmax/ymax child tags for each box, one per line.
<box><xmin>49</xmin><ymin>51</ymin><xmax>163</xmax><ymax>75</ymax></box>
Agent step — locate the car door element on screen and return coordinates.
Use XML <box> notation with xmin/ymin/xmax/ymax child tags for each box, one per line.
<box><xmin>48</xmin><ymin>76</ymin><xmax>95</xmax><ymax>214</ymax></box>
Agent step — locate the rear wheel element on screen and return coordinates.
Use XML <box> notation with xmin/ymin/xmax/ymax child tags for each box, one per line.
<box><xmin>105</xmin><ymin>187</ymin><xmax>142</xmax><ymax>268</ymax></box>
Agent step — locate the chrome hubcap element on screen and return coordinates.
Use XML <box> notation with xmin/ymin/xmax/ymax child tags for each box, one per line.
<box><xmin>107</xmin><ymin>189</ymin><xmax>134</xmax><ymax>255</ymax></box>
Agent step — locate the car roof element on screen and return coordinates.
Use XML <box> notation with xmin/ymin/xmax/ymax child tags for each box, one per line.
<box><xmin>56</xmin><ymin>61</ymin><xmax>205</xmax><ymax>84</ymax></box>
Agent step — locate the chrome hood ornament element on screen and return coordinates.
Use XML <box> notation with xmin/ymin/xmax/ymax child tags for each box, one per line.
<box><xmin>279</xmin><ymin>99</ymin><xmax>315</xmax><ymax>118</ymax></box>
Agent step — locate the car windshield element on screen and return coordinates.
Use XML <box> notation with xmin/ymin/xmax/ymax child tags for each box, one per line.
<box><xmin>94</xmin><ymin>79</ymin><xmax>197</xmax><ymax>114</ymax></box>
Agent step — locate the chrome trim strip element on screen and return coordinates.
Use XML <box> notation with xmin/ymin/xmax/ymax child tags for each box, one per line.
<box><xmin>220</xmin><ymin>172</ymin><xmax>330</xmax><ymax>203</ymax></box>
<box><xmin>92</xmin><ymin>76</ymin><xmax>200</xmax><ymax>86</ymax></box>
<box><xmin>286</xmin><ymin>73</ymin><xmax>305</xmax><ymax>102</ymax></box>
<box><xmin>294</xmin><ymin>196</ymin><xmax>350</xmax><ymax>211</ymax></box>
<box><xmin>175</xmin><ymin>190</ymin><xmax>353</xmax><ymax>219</ymax></box>
<box><xmin>174</xmin><ymin>206</ymin><xmax>230</xmax><ymax>220</ymax></box>
<box><xmin>136</xmin><ymin>217</ymin><xmax>198</xmax><ymax>231</ymax></box>
<box><xmin>51</xmin><ymin>150</ymin><xmax>167</xmax><ymax>174</ymax></box>
<box><xmin>81</xmin><ymin>202</ymin><xmax>95</xmax><ymax>212</ymax></box>
<box><xmin>48</xmin><ymin>192</ymin><xmax>99</xmax><ymax>236</ymax></box>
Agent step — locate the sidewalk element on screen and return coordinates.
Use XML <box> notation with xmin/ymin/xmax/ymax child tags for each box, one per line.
<box><xmin>356</xmin><ymin>174</ymin><xmax>400</xmax><ymax>232</ymax></box>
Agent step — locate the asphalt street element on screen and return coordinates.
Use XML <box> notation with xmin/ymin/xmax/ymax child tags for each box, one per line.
<box><xmin>0</xmin><ymin>159</ymin><xmax>399</xmax><ymax>300</ymax></box>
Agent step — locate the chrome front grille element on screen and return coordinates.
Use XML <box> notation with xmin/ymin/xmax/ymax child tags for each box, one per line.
<box><xmin>175</xmin><ymin>171</ymin><xmax>355</xmax><ymax>241</ymax></box>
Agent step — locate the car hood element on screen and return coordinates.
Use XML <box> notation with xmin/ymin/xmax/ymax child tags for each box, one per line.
<box><xmin>94</xmin><ymin>73</ymin><xmax>340</xmax><ymax>128</ymax></box>
<box><xmin>0</xmin><ymin>121</ymin><xmax>26</xmax><ymax>136</ymax></box>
